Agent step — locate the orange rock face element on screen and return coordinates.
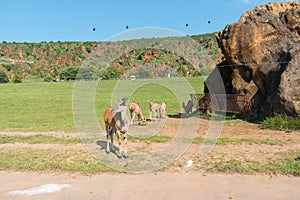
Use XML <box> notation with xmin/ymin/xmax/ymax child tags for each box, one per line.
<box><xmin>208</xmin><ymin>2</ymin><xmax>300</xmax><ymax>119</ymax></box>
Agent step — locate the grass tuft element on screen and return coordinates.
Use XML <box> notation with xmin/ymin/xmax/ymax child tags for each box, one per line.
<box><xmin>0</xmin><ymin>135</ymin><xmax>81</xmax><ymax>144</ymax></box>
<box><xmin>128</xmin><ymin>135</ymin><xmax>172</xmax><ymax>143</ymax></box>
<box><xmin>260</xmin><ymin>115</ymin><xmax>300</xmax><ymax>131</ymax></box>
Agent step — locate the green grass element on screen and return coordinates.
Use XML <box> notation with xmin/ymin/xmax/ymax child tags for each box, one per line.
<box><xmin>0</xmin><ymin>78</ymin><xmax>204</xmax><ymax>132</ymax></box>
<box><xmin>192</xmin><ymin>137</ymin><xmax>286</xmax><ymax>145</ymax></box>
<box><xmin>0</xmin><ymin>135</ymin><xmax>81</xmax><ymax>144</ymax></box>
<box><xmin>128</xmin><ymin>135</ymin><xmax>172</xmax><ymax>143</ymax></box>
<box><xmin>0</xmin><ymin>148</ymin><xmax>112</xmax><ymax>173</ymax></box>
<box><xmin>0</xmin><ymin>135</ymin><xmax>285</xmax><ymax>146</ymax></box>
<box><xmin>205</xmin><ymin>149</ymin><xmax>300</xmax><ymax>176</ymax></box>
<box><xmin>265</xmin><ymin>150</ymin><xmax>300</xmax><ymax>176</ymax></box>
<box><xmin>0</xmin><ymin>135</ymin><xmax>172</xmax><ymax>144</ymax></box>
<box><xmin>0</xmin><ymin>82</ymin><xmax>74</xmax><ymax>132</ymax></box>
<box><xmin>260</xmin><ymin>115</ymin><xmax>300</xmax><ymax>131</ymax></box>
<box><xmin>1</xmin><ymin>78</ymin><xmax>299</xmax><ymax>175</ymax></box>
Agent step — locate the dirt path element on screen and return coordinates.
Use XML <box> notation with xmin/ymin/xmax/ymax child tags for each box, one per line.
<box><xmin>1</xmin><ymin>170</ymin><xmax>300</xmax><ymax>200</ymax></box>
<box><xmin>0</xmin><ymin>117</ymin><xmax>299</xmax><ymax>199</ymax></box>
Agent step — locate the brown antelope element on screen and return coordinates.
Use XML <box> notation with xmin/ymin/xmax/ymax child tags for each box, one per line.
<box><xmin>103</xmin><ymin>97</ymin><xmax>130</xmax><ymax>158</ymax></box>
<box><xmin>182</xmin><ymin>100</ymin><xmax>194</xmax><ymax>117</ymax></box>
<box><xmin>148</xmin><ymin>100</ymin><xmax>160</xmax><ymax>120</ymax></box>
<box><xmin>159</xmin><ymin>102</ymin><xmax>166</xmax><ymax>118</ymax></box>
<box><xmin>129</xmin><ymin>102</ymin><xmax>146</xmax><ymax>125</ymax></box>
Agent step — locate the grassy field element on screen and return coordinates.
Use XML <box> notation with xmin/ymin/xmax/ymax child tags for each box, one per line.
<box><xmin>1</xmin><ymin>77</ymin><xmax>299</xmax><ymax>175</ymax></box>
<box><xmin>0</xmin><ymin>77</ymin><xmax>204</xmax><ymax>132</ymax></box>
<box><xmin>0</xmin><ymin>82</ymin><xmax>74</xmax><ymax>132</ymax></box>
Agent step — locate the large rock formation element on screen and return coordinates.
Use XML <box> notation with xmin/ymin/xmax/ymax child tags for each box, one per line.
<box><xmin>206</xmin><ymin>2</ymin><xmax>300</xmax><ymax>119</ymax></box>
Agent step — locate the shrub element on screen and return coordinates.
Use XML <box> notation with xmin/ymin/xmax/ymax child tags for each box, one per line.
<box><xmin>0</xmin><ymin>71</ymin><xmax>9</xmax><ymax>83</ymax></box>
<box><xmin>76</xmin><ymin>67</ymin><xmax>96</xmax><ymax>80</ymax></box>
<box><xmin>44</xmin><ymin>76</ymin><xmax>55</xmax><ymax>82</ymax></box>
<box><xmin>12</xmin><ymin>75</ymin><xmax>22</xmax><ymax>83</ymax></box>
<box><xmin>137</xmin><ymin>68</ymin><xmax>150</xmax><ymax>78</ymax></box>
<box><xmin>101</xmin><ymin>69</ymin><xmax>121</xmax><ymax>80</ymax></box>
<box><xmin>59</xmin><ymin>67</ymin><xmax>79</xmax><ymax>81</ymax></box>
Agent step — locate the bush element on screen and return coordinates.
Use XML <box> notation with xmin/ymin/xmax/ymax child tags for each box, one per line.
<box><xmin>76</xmin><ymin>67</ymin><xmax>97</xmax><ymax>80</ymax></box>
<box><xmin>44</xmin><ymin>76</ymin><xmax>55</xmax><ymax>82</ymax></box>
<box><xmin>137</xmin><ymin>68</ymin><xmax>150</xmax><ymax>78</ymax></box>
<box><xmin>0</xmin><ymin>71</ymin><xmax>9</xmax><ymax>83</ymax></box>
<box><xmin>12</xmin><ymin>75</ymin><xmax>22</xmax><ymax>83</ymax></box>
<box><xmin>59</xmin><ymin>67</ymin><xmax>79</xmax><ymax>81</ymax></box>
<box><xmin>101</xmin><ymin>69</ymin><xmax>121</xmax><ymax>80</ymax></box>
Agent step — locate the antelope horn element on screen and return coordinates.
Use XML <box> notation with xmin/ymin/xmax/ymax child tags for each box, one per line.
<box><xmin>121</xmin><ymin>97</ymin><xmax>129</xmax><ymax>102</ymax></box>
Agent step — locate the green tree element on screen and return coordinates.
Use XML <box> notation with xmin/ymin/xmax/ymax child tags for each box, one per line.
<box><xmin>137</xmin><ymin>68</ymin><xmax>150</xmax><ymax>78</ymax></box>
<box><xmin>101</xmin><ymin>69</ymin><xmax>121</xmax><ymax>80</ymax></box>
<box><xmin>177</xmin><ymin>65</ymin><xmax>189</xmax><ymax>77</ymax></box>
<box><xmin>77</xmin><ymin>67</ymin><xmax>96</xmax><ymax>80</ymax></box>
<box><xmin>59</xmin><ymin>67</ymin><xmax>79</xmax><ymax>80</ymax></box>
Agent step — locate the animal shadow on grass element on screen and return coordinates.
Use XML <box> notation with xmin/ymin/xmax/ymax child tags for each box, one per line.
<box><xmin>96</xmin><ymin>140</ymin><xmax>123</xmax><ymax>159</ymax></box>
<box><xmin>167</xmin><ymin>113</ymin><xmax>185</xmax><ymax>118</ymax></box>
<box><xmin>168</xmin><ymin>109</ymin><xmax>201</xmax><ymax>119</ymax></box>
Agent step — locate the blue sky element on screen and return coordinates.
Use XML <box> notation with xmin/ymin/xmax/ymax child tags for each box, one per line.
<box><xmin>0</xmin><ymin>0</ymin><xmax>292</xmax><ymax>42</ymax></box>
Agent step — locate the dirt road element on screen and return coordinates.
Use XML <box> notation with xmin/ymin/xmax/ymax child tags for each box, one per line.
<box><xmin>1</xmin><ymin>170</ymin><xmax>299</xmax><ymax>200</ymax></box>
<box><xmin>1</xmin><ymin>117</ymin><xmax>299</xmax><ymax>199</ymax></box>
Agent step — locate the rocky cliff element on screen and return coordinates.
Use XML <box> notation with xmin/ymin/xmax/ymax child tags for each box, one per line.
<box><xmin>207</xmin><ymin>2</ymin><xmax>300</xmax><ymax>119</ymax></box>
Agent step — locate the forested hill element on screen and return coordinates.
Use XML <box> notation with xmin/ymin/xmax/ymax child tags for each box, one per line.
<box><xmin>0</xmin><ymin>33</ymin><xmax>222</xmax><ymax>82</ymax></box>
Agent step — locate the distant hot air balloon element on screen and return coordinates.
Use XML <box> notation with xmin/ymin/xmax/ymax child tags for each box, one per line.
<box><xmin>93</xmin><ymin>27</ymin><xmax>96</xmax><ymax>31</ymax></box>
<box><xmin>208</xmin><ymin>20</ymin><xmax>211</xmax><ymax>24</ymax></box>
<box><xmin>185</xmin><ymin>23</ymin><xmax>189</xmax><ymax>27</ymax></box>
<box><xmin>126</xmin><ymin>25</ymin><xmax>129</xmax><ymax>29</ymax></box>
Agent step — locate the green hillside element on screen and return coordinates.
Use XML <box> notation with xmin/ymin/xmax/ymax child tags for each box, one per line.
<box><xmin>0</xmin><ymin>33</ymin><xmax>222</xmax><ymax>82</ymax></box>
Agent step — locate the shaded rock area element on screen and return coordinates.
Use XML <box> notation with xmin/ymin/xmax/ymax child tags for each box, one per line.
<box><xmin>205</xmin><ymin>2</ymin><xmax>300</xmax><ymax>119</ymax></box>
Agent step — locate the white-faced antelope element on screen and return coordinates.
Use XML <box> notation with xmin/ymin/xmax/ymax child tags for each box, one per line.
<box><xmin>129</xmin><ymin>102</ymin><xmax>146</xmax><ymax>125</ymax></box>
<box><xmin>103</xmin><ymin>97</ymin><xmax>130</xmax><ymax>158</ymax></box>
